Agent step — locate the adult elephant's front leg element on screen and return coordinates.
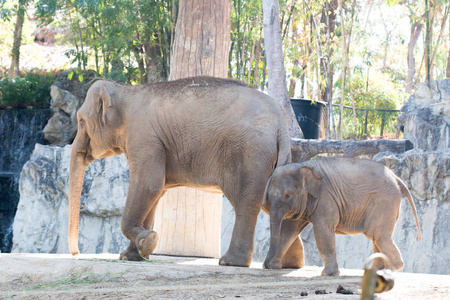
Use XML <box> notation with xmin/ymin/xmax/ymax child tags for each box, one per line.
<box><xmin>119</xmin><ymin>199</ymin><xmax>162</xmax><ymax>261</ymax></box>
<box><xmin>219</xmin><ymin>208</ymin><xmax>260</xmax><ymax>267</ymax></box>
<box><xmin>119</xmin><ymin>156</ymin><xmax>165</xmax><ymax>261</ymax></box>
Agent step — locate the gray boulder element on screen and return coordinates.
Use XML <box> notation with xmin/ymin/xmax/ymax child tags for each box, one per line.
<box><xmin>398</xmin><ymin>80</ymin><xmax>450</xmax><ymax>153</ymax></box>
<box><xmin>12</xmin><ymin>144</ymin><xmax>129</xmax><ymax>254</ymax></box>
<box><xmin>43</xmin><ymin>86</ymin><xmax>83</xmax><ymax>146</ymax></box>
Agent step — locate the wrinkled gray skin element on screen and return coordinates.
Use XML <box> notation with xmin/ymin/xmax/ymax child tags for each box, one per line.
<box><xmin>263</xmin><ymin>157</ymin><xmax>422</xmax><ymax>276</ymax></box>
<box><xmin>68</xmin><ymin>76</ymin><xmax>293</xmax><ymax>267</ymax></box>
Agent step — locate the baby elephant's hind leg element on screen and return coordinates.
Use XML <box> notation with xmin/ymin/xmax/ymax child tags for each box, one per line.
<box><xmin>374</xmin><ymin>235</ymin><xmax>404</xmax><ymax>271</ymax></box>
<box><xmin>370</xmin><ymin>243</ymin><xmax>386</xmax><ymax>270</ymax></box>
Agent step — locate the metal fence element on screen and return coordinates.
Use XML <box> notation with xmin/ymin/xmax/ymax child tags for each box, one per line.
<box><xmin>329</xmin><ymin>105</ymin><xmax>401</xmax><ymax>140</ymax></box>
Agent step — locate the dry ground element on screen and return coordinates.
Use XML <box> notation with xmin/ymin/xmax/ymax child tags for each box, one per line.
<box><xmin>0</xmin><ymin>254</ymin><xmax>448</xmax><ymax>299</ymax></box>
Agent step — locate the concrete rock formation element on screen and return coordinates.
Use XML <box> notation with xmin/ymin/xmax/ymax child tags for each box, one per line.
<box><xmin>398</xmin><ymin>80</ymin><xmax>450</xmax><ymax>153</ymax></box>
<box><xmin>12</xmin><ymin>144</ymin><xmax>129</xmax><ymax>254</ymax></box>
<box><xmin>43</xmin><ymin>86</ymin><xmax>83</xmax><ymax>145</ymax></box>
<box><xmin>43</xmin><ymin>70</ymin><xmax>97</xmax><ymax>146</ymax></box>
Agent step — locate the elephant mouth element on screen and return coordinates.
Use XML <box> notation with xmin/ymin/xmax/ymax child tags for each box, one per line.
<box><xmin>289</xmin><ymin>212</ymin><xmax>304</xmax><ymax>221</ymax></box>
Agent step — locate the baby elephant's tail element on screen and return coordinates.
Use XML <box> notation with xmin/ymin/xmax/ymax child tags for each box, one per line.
<box><xmin>397</xmin><ymin>178</ymin><xmax>422</xmax><ymax>241</ymax></box>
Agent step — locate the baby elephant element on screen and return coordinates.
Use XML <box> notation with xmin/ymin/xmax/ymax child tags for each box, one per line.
<box><xmin>263</xmin><ymin>157</ymin><xmax>422</xmax><ymax>276</ymax></box>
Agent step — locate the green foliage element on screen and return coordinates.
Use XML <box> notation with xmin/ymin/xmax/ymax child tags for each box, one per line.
<box><xmin>333</xmin><ymin>71</ymin><xmax>403</xmax><ymax>139</ymax></box>
<box><xmin>0</xmin><ymin>0</ymin><xmax>13</xmax><ymax>21</ymax></box>
<box><xmin>34</xmin><ymin>0</ymin><xmax>175</xmax><ymax>84</ymax></box>
<box><xmin>0</xmin><ymin>71</ymin><xmax>56</xmax><ymax>108</ymax></box>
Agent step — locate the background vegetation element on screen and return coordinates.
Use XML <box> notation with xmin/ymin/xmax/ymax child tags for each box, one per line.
<box><xmin>1</xmin><ymin>0</ymin><xmax>449</xmax><ymax>139</ymax></box>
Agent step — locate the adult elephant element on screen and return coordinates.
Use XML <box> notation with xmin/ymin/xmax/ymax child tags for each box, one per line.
<box><xmin>68</xmin><ymin>76</ymin><xmax>294</xmax><ymax>267</ymax></box>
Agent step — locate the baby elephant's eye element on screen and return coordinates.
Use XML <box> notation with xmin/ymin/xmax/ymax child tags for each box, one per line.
<box><xmin>79</xmin><ymin>119</ymin><xmax>85</xmax><ymax>126</ymax></box>
<box><xmin>284</xmin><ymin>193</ymin><xmax>291</xmax><ymax>200</ymax></box>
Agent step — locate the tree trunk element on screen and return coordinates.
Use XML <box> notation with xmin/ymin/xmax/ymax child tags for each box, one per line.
<box><xmin>338</xmin><ymin>0</ymin><xmax>346</xmax><ymax>141</ymax></box>
<box><xmin>253</xmin><ymin>38</ymin><xmax>262</xmax><ymax>87</ymax></box>
<box><xmin>430</xmin><ymin>6</ymin><xmax>449</xmax><ymax>75</ymax></box>
<box><xmin>424</xmin><ymin>0</ymin><xmax>434</xmax><ymax>81</ymax></box>
<box><xmin>154</xmin><ymin>0</ymin><xmax>231</xmax><ymax>258</ymax></box>
<box><xmin>447</xmin><ymin>18</ymin><xmax>450</xmax><ymax>78</ymax></box>
<box><xmin>405</xmin><ymin>23</ymin><xmax>423</xmax><ymax>94</ymax></box>
<box><xmin>9</xmin><ymin>0</ymin><xmax>26</xmax><ymax>78</ymax></box>
<box><xmin>168</xmin><ymin>0</ymin><xmax>230</xmax><ymax>80</ymax></box>
<box><xmin>290</xmin><ymin>138</ymin><xmax>414</xmax><ymax>163</ymax></box>
<box><xmin>262</xmin><ymin>0</ymin><xmax>303</xmax><ymax>139</ymax></box>
<box><xmin>320</xmin><ymin>0</ymin><xmax>337</xmax><ymax>139</ymax></box>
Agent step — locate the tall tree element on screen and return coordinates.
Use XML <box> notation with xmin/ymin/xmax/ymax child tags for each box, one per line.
<box><xmin>169</xmin><ymin>0</ymin><xmax>230</xmax><ymax>80</ymax></box>
<box><xmin>447</xmin><ymin>15</ymin><xmax>450</xmax><ymax>78</ymax></box>
<box><xmin>9</xmin><ymin>0</ymin><xmax>27</xmax><ymax>77</ymax></box>
<box><xmin>153</xmin><ymin>0</ymin><xmax>231</xmax><ymax>258</ymax></box>
<box><xmin>262</xmin><ymin>0</ymin><xmax>303</xmax><ymax>138</ymax></box>
<box><xmin>405</xmin><ymin>13</ymin><xmax>423</xmax><ymax>93</ymax></box>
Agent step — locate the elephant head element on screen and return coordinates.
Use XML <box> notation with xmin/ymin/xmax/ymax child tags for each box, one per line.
<box><xmin>265</xmin><ymin>163</ymin><xmax>322</xmax><ymax>267</ymax></box>
<box><xmin>68</xmin><ymin>81</ymin><xmax>126</xmax><ymax>255</ymax></box>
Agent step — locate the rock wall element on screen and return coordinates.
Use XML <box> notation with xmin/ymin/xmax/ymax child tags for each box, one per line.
<box><xmin>0</xmin><ymin>109</ymin><xmax>51</xmax><ymax>253</ymax></box>
<box><xmin>42</xmin><ymin>86</ymin><xmax>83</xmax><ymax>146</ymax></box>
<box><xmin>12</xmin><ymin>144</ymin><xmax>129</xmax><ymax>254</ymax></box>
<box><xmin>43</xmin><ymin>70</ymin><xmax>97</xmax><ymax>146</ymax></box>
<box><xmin>398</xmin><ymin>80</ymin><xmax>450</xmax><ymax>153</ymax></box>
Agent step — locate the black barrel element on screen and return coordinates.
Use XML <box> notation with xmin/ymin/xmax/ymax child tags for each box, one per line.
<box><xmin>290</xmin><ymin>99</ymin><xmax>326</xmax><ymax>139</ymax></box>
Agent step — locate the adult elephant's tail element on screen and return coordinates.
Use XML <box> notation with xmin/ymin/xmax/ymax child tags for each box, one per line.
<box><xmin>397</xmin><ymin>177</ymin><xmax>422</xmax><ymax>241</ymax></box>
<box><xmin>275</xmin><ymin>122</ymin><xmax>291</xmax><ymax>168</ymax></box>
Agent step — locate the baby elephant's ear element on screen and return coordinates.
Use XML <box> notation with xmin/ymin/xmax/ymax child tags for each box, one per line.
<box><xmin>299</xmin><ymin>166</ymin><xmax>322</xmax><ymax>199</ymax></box>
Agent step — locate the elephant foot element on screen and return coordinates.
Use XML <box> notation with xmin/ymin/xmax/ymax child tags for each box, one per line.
<box><xmin>136</xmin><ymin>230</ymin><xmax>158</xmax><ymax>259</ymax></box>
<box><xmin>219</xmin><ymin>251</ymin><xmax>251</xmax><ymax>267</ymax></box>
<box><xmin>321</xmin><ymin>265</ymin><xmax>340</xmax><ymax>276</ymax></box>
<box><xmin>281</xmin><ymin>252</ymin><xmax>304</xmax><ymax>269</ymax></box>
<box><xmin>119</xmin><ymin>249</ymin><xmax>146</xmax><ymax>261</ymax></box>
<box><xmin>263</xmin><ymin>258</ymin><xmax>282</xmax><ymax>269</ymax></box>
<box><xmin>389</xmin><ymin>259</ymin><xmax>404</xmax><ymax>272</ymax></box>
<box><xmin>281</xmin><ymin>260</ymin><xmax>303</xmax><ymax>269</ymax></box>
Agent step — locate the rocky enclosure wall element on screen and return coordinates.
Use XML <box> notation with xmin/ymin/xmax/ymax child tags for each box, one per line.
<box><xmin>12</xmin><ymin>80</ymin><xmax>450</xmax><ymax>274</ymax></box>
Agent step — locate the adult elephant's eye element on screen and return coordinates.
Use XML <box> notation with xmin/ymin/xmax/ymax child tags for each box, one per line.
<box><xmin>284</xmin><ymin>193</ymin><xmax>291</xmax><ymax>200</ymax></box>
<box><xmin>79</xmin><ymin>119</ymin><xmax>85</xmax><ymax>126</ymax></box>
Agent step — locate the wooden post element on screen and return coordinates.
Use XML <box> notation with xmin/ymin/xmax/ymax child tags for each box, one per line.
<box><xmin>153</xmin><ymin>188</ymin><xmax>222</xmax><ymax>257</ymax></box>
<box><xmin>153</xmin><ymin>0</ymin><xmax>231</xmax><ymax>258</ymax></box>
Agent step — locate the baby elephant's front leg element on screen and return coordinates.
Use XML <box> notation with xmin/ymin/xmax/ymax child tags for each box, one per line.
<box><xmin>313</xmin><ymin>223</ymin><xmax>339</xmax><ymax>276</ymax></box>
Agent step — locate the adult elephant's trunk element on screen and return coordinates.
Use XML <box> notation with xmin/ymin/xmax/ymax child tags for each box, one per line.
<box><xmin>68</xmin><ymin>137</ymin><xmax>89</xmax><ymax>256</ymax></box>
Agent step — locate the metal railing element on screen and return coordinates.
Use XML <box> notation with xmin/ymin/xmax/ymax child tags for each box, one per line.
<box><xmin>329</xmin><ymin>104</ymin><xmax>401</xmax><ymax>140</ymax></box>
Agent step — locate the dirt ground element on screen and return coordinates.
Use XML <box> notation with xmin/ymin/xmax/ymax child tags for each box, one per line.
<box><xmin>0</xmin><ymin>254</ymin><xmax>448</xmax><ymax>299</ymax></box>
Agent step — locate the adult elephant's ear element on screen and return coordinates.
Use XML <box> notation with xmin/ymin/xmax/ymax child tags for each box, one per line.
<box><xmin>98</xmin><ymin>84</ymin><xmax>113</xmax><ymax>126</ymax></box>
<box><xmin>299</xmin><ymin>166</ymin><xmax>322</xmax><ymax>199</ymax></box>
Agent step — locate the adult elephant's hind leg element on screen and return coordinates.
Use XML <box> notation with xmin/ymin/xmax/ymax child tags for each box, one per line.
<box><xmin>219</xmin><ymin>176</ymin><xmax>267</xmax><ymax>267</ymax></box>
<box><xmin>219</xmin><ymin>206</ymin><xmax>259</xmax><ymax>267</ymax></box>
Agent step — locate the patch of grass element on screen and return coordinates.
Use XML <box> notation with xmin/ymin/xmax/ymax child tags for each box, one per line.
<box><xmin>78</xmin><ymin>258</ymin><xmax>175</xmax><ymax>264</ymax></box>
<box><xmin>79</xmin><ymin>258</ymin><xmax>118</xmax><ymax>263</ymax></box>
<box><xmin>30</xmin><ymin>267</ymin><xmax>122</xmax><ymax>290</ymax></box>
